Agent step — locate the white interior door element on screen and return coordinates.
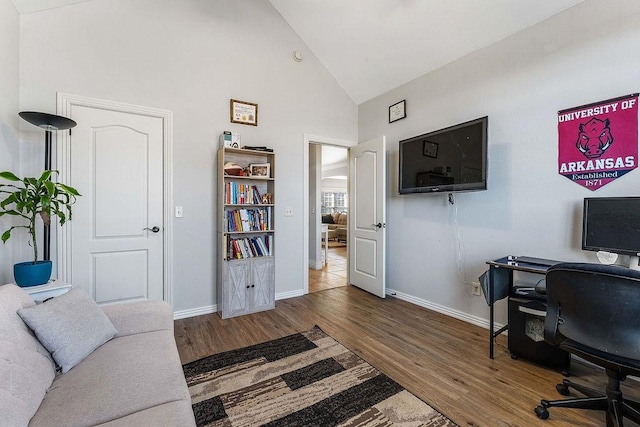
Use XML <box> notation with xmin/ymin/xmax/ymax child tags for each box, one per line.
<box><xmin>349</xmin><ymin>136</ymin><xmax>386</xmax><ymax>297</ymax></box>
<box><xmin>65</xmin><ymin>105</ymin><xmax>164</xmax><ymax>304</ymax></box>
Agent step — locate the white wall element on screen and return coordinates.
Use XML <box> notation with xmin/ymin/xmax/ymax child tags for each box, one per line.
<box><xmin>18</xmin><ymin>0</ymin><xmax>357</xmax><ymax>312</ymax></box>
<box><xmin>359</xmin><ymin>0</ymin><xmax>640</xmax><ymax>325</ymax></box>
<box><xmin>0</xmin><ymin>0</ymin><xmax>20</xmax><ymax>284</ymax></box>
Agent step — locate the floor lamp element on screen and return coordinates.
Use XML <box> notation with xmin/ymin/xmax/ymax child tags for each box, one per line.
<box><xmin>18</xmin><ymin>111</ymin><xmax>77</xmax><ymax>261</ymax></box>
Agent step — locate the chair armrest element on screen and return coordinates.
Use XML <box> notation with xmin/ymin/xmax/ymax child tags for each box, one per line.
<box><xmin>101</xmin><ymin>300</ymin><xmax>173</xmax><ymax>337</ymax></box>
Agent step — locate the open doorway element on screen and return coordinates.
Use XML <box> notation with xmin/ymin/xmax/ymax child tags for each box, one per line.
<box><xmin>304</xmin><ymin>134</ymin><xmax>386</xmax><ymax>298</ymax></box>
<box><xmin>309</xmin><ymin>144</ymin><xmax>349</xmax><ymax>293</ymax></box>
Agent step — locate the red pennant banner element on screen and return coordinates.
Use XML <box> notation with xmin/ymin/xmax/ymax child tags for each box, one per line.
<box><xmin>558</xmin><ymin>94</ymin><xmax>638</xmax><ymax>191</ymax></box>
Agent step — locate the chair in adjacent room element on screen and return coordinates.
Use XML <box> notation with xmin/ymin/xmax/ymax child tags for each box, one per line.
<box><xmin>534</xmin><ymin>262</ymin><xmax>640</xmax><ymax>426</ymax></box>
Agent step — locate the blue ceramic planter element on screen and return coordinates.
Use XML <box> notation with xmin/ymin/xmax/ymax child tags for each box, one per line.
<box><xmin>14</xmin><ymin>260</ymin><xmax>52</xmax><ymax>287</ymax></box>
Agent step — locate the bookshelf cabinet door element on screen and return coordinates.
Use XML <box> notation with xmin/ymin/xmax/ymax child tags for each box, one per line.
<box><xmin>222</xmin><ymin>260</ymin><xmax>251</xmax><ymax>318</ymax></box>
<box><xmin>251</xmin><ymin>258</ymin><xmax>275</xmax><ymax>312</ymax></box>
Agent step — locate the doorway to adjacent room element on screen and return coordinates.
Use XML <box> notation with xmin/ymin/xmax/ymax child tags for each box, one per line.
<box><xmin>307</xmin><ymin>142</ymin><xmax>349</xmax><ymax>293</ymax></box>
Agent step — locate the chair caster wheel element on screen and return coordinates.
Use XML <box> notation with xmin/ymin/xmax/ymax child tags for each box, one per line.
<box><xmin>534</xmin><ymin>405</ymin><xmax>549</xmax><ymax>419</ymax></box>
<box><xmin>561</xmin><ymin>369</ymin><xmax>570</xmax><ymax>377</ymax></box>
<box><xmin>556</xmin><ymin>383</ymin><xmax>570</xmax><ymax>396</ymax></box>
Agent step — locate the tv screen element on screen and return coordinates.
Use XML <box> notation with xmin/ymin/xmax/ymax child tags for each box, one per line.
<box><xmin>398</xmin><ymin>117</ymin><xmax>487</xmax><ymax>194</ymax></box>
<box><xmin>582</xmin><ymin>197</ymin><xmax>640</xmax><ymax>256</ymax></box>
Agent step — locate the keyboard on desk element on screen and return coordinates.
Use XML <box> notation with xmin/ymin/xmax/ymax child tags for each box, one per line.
<box><xmin>513</xmin><ymin>286</ymin><xmax>547</xmax><ymax>301</ymax></box>
<box><xmin>509</xmin><ymin>256</ymin><xmax>561</xmax><ymax>267</ymax></box>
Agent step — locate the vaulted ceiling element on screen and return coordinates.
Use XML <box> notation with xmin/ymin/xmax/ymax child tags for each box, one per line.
<box><xmin>11</xmin><ymin>0</ymin><xmax>584</xmax><ymax>104</ymax></box>
<box><xmin>268</xmin><ymin>0</ymin><xmax>584</xmax><ymax>104</ymax></box>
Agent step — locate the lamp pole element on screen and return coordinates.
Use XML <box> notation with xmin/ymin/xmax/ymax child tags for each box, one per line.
<box><xmin>18</xmin><ymin>111</ymin><xmax>77</xmax><ymax>261</ymax></box>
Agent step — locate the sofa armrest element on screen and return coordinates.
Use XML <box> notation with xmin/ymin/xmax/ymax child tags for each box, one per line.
<box><xmin>101</xmin><ymin>300</ymin><xmax>173</xmax><ymax>337</ymax></box>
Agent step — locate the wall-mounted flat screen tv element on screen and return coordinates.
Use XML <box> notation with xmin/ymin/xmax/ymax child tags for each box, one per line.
<box><xmin>398</xmin><ymin>117</ymin><xmax>488</xmax><ymax>194</ymax></box>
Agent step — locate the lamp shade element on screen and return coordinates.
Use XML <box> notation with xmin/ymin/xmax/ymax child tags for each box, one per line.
<box><xmin>19</xmin><ymin>111</ymin><xmax>77</xmax><ymax>130</ymax></box>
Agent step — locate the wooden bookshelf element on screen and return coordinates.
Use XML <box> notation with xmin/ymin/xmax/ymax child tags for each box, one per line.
<box><xmin>216</xmin><ymin>147</ymin><xmax>275</xmax><ymax>319</ymax></box>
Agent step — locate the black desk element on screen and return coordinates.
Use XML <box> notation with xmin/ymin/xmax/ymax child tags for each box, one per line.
<box><xmin>486</xmin><ymin>256</ymin><xmax>565</xmax><ymax>359</ymax></box>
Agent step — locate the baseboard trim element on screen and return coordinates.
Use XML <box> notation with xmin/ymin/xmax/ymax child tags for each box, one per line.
<box><xmin>309</xmin><ymin>259</ymin><xmax>323</xmax><ymax>270</ymax></box>
<box><xmin>172</xmin><ymin>288</ymin><xmax>502</xmax><ymax>332</ymax></box>
<box><xmin>173</xmin><ymin>305</ymin><xmax>217</xmax><ymax>320</ymax></box>
<box><xmin>386</xmin><ymin>288</ymin><xmax>504</xmax><ymax>331</ymax></box>
<box><xmin>276</xmin><ymin>289</ymin><xmax>305</xmax><ymax>300</ymax></box>
<box><xmin>173</xmin><ymin>290</ymin><xmax>305</xmax><ymax>320</ymax></box>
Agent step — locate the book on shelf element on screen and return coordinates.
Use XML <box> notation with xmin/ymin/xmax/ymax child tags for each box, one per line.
<box><xmin>256</xmin><ymin>236</ymin><xmax>268</xmax><ymax>256</ymax></box>
<box><xmin>225</xmin><ymin>181</ymin><xmax>264</xmax><ymax>205</ymax></box>
<box><xmin>227</xmin><ymin>235</ymin><xmax>271</xmax><ymax>260</ymax></box>
<box><xmin>241</xmin><ymin>146</ymin><xmax>273</xmax><ymax>152</ymax></box>
<box><xmin>248</xmin><ymin>238</ymin><xmax>259</xmax><ymax>257</ymax></box>
<box><xmin>236</xmin><ymin>239</ymin><xmax>247</xmax><ymax>259</ymax></box>
<box><xmin>226</xmin><ymin>207</ymin><xmax>272</xmax><ymax>232</ymax></box>
<box><xmin>239</xmin><ymin>209</ymin><xmax>251</xmax><ymax>231</ymax></box>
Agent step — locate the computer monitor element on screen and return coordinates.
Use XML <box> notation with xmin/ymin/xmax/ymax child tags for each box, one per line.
<box><xmin>582</xmin><ymin>197</ymin><xmax>640</xmax><ymax>268</ymax></box>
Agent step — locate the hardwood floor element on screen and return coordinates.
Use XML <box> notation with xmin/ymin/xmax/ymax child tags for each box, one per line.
<box><xmin>308</xmin><ymin>245</ymin><xmax>347</xmax><ymax>293</ymax></box>
<box><xmin>174</xmin><ymin>286</ymin><xmax>640</xmax><ymax>427</ymax></box>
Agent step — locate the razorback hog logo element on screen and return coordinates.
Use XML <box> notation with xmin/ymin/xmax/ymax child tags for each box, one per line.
<box><xmin>576</xmin><ymin>117</ymin><xmax>613</xmax><ymax>159</ymax></box>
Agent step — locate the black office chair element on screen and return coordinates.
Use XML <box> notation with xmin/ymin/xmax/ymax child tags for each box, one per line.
<box><xmin>534</xmin><ymin>262</ymin><xmax>640</xmax><ymax>426</ymax></box>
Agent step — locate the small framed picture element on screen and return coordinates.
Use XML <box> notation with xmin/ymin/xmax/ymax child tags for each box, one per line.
<box><xmin>230</xmin><ymin>99</ymin><xmax>258</xmax><ymax>126</ymax></box>
<box><xmin>423</xmin><ymin>140</ymin><xmax>438</xmax><ymax>158</ymax></box>
<box><xmin>249</xmin><ymin>163</ymin><xmax>270</xmax><ymax>178</ymax></box>
<box><xmin>389</xmin><ymin>100</ymin><xmax>406</xmax><ymax>123</ymax></box>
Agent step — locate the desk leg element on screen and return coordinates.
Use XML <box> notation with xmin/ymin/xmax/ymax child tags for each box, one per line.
<box><xmin>489</xmin><ymin>266</ymin><xmax>495</xmax><ymax>359</ymax></box>
<box><xmin>489</xmin><ymin>267</ymin><xmax>512</xmax><ymax>359</ymax></box>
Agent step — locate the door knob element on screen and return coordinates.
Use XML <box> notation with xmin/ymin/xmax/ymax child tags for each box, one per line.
<box><xmin>144</xmin><ymin>226</ymin><xmax>160</xmax><ymax>233</ymax></box>
<box><xmin>372</xmin><ymin>223</ymin><xmax>383</xmax><ymax>229</ymax></box>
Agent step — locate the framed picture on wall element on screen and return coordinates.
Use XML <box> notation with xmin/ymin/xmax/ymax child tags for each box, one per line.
<box><xmin>389</xmin><ymin>100</ymin><xmax>406</xmax><ymax>123</ymax></box>
<box><xmin>230</xmin><ymin>99</ymin><xmax>258</xmax><ymax>126</ymax></box>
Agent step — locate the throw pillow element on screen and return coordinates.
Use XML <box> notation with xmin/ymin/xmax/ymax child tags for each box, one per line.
<box><xmin>17</xmin><ymin>288</ymin><xmax>117</xmax><ymax>373</ymax></box>
<box><xmin>322</xmin><ymin>214</ymin><xmax>334</xmax><ymax>224</ymax></box>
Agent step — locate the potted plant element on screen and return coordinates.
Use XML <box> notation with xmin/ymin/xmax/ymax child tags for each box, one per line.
<box><xmin>0</xmin><ymin>170</ymin><xmax>80</xmax><ymax>287</ymax></box>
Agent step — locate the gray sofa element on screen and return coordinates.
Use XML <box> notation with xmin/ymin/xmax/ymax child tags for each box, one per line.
<box><xmin>0</xmin><ymin>284</ymin><xmax>196</xmax><ymax>427</ymax></box>
<box><xmin>323</xmin><ymin>212</ymin><xmax>348</xmax><ymax>241</ymax></box>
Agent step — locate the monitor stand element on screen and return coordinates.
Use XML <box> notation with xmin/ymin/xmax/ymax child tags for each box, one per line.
<box><xmin>629</xmin><ymin>255</ymin><xmax>640</xmax><ymax>271</ymax></box>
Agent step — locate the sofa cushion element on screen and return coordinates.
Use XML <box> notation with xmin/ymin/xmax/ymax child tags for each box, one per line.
<box><xmin>29</xmin><ymin>329</ymin><xmax>194</xmax><ymax>427</ymax></box>
<box><xmin>101</xmin><ymin>300</ymin><xmax>174</xmax><ymax>337</ymax></box>
<box><xmin>18</xmin><ymin>288</ymin><xmax>117</xmax><ymax>373</ymax></box>
<box><xmin>95</xmin><ymin>400</ymin><xmax>196</xmax><ymax>426</ymax></box>
<box><xmin>0</xmin><ymin>284</ymin><xmax>56</xmax><ymax>427</ymax></box>
<box><xmin>333</xmin><ymin>212</ymin><xmax>348</xmax><ymax>226</ymax></box>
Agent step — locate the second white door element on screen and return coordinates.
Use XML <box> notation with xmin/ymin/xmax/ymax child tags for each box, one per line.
<box><xmin>348</xmin><ymin>136</ymin><xmax>386</xmax><ymax>298</ymax></box>
<box><xmin>66</xmin><ymin>104</ymin><xmax>164</xmax><ymax>304</ymax></box>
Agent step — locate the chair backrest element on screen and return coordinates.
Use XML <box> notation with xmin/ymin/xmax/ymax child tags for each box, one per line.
<box><xmin>545</xmin><ymin>263</ymin><xmax>640</xmax><ymax>362</ymax></box>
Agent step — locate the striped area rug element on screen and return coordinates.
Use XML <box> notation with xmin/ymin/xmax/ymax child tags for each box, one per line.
<box><xmin>182</xmin><ymin>326</ymin><xmax>458</xmax><ymax>426</ymax></box>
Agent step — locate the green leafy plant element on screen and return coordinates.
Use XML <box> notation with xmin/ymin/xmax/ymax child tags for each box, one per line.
<box><xmin>0</xmin><ymin>170</ymin><xmax>80</xmax><ymax>263</ymax></box>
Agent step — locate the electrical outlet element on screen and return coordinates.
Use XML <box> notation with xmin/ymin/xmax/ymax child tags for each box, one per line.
<box><xmin>472</xmin><ymin>281</ymin><xmax>481</xmax><ymax>296</ymax></box>
<box><xmin>284</xmin><ymin>206</ymin><xmax>294</xmax><ymax>216</ymax></box>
